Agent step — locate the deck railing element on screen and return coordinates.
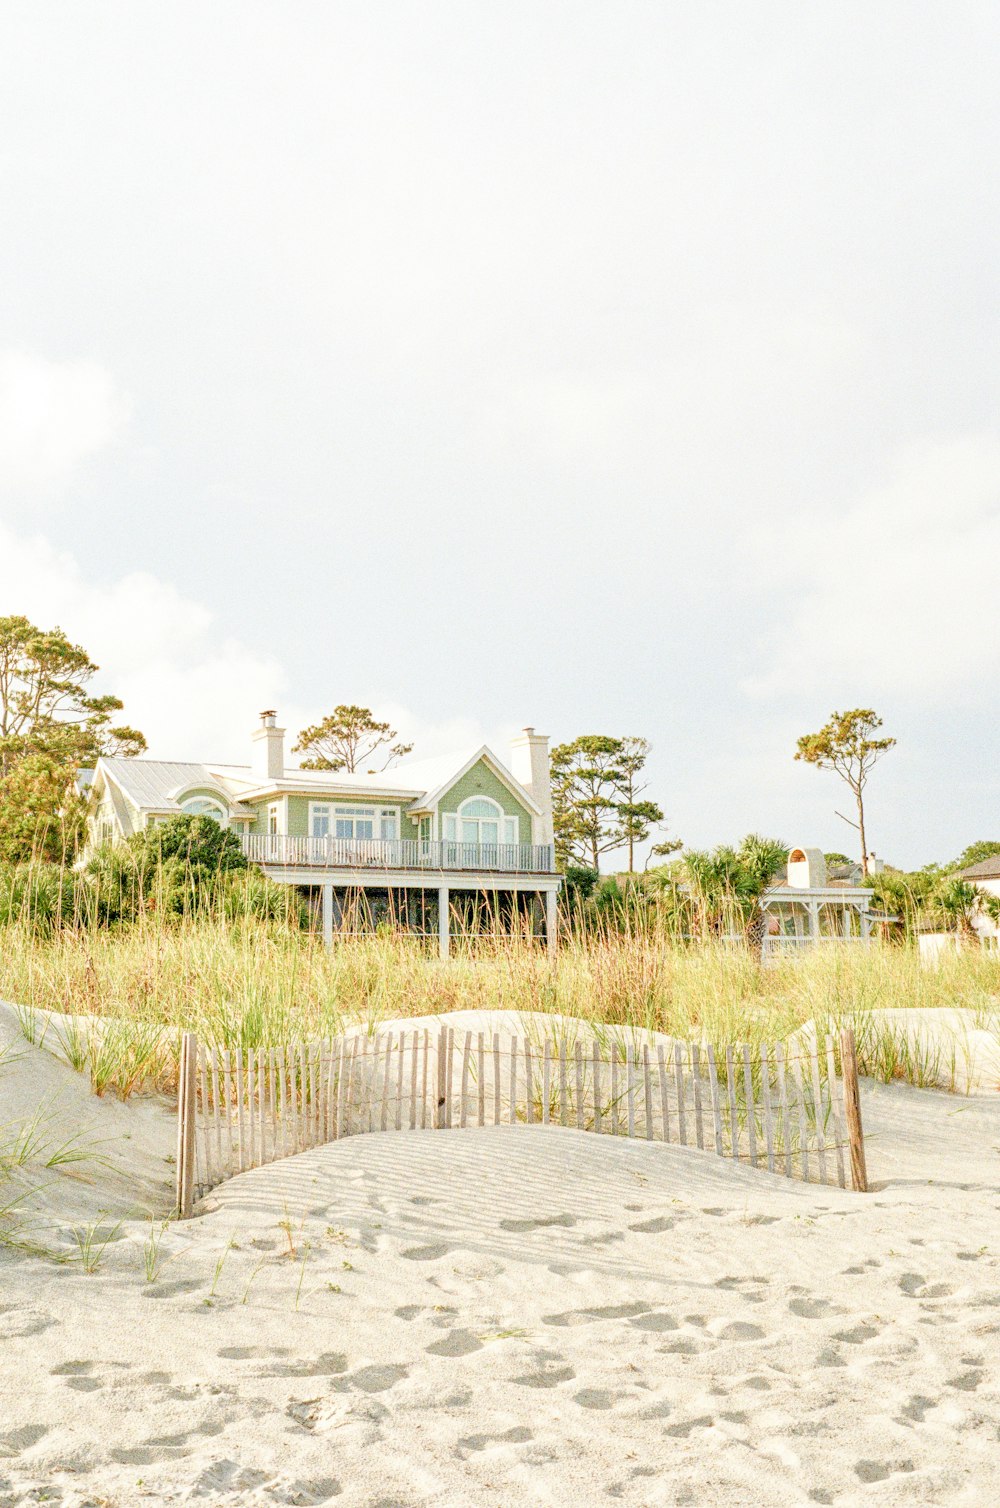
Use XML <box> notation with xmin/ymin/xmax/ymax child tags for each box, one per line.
<box><xmin>241</xmin><ymin>834</ymin><xmax>555</xmax><ymax>874</ymax></box>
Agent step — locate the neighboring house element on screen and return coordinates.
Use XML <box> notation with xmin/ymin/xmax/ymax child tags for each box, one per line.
<box><xmin>82</xmin><ymin>712</ymin><xmax>559</xmax><ymax>958</ymax></box>
<box><xmin>761</xmin><ymin>847</ymin><xmax>876</xmax><ymax>952</ymax></box>
<box><xmin>953</xmin><ymin>855</ymin><xmax>1000</xmax><ymax>942</ymax></box>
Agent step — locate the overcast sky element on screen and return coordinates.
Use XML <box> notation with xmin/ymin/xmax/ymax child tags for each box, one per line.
<box><xmin>1</xmin><ymin>2</ymin><xmax>997</xmax><ymax>868</ymax></box>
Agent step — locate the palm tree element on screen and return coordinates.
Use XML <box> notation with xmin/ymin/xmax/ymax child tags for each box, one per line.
<box><xmin>682</xmin><ymin>834</ymin><xmax>787</xmax><ymax>957</ymax></box>
<box><xmin>935</xmin><ymin>878</ymin><xmax>984</xmax><ymax>942</ymax></box>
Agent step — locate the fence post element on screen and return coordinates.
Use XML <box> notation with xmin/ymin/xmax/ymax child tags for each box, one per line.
<box><xmin>175</xmin><ymin>1031</ymin><xmax>199</xmax><ymax>1219</ymax></box>
<box><xmin>839</xmin><ymin>1027</ymin><xmax>868</xmax><ymax>1193</ymax></box>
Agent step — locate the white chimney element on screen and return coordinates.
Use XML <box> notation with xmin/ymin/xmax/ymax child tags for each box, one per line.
<box><xmin>509</xmin><ymin>727</ymin><xmax>553</xmax><ymax>850</ymax></box>
<box><xmin>786</xmin><ymin>847</ymin><xmax>827</xmax><ymax>889</ymax></box>
<box><xmin>251</xmin><ymin>710</ymin><xmax>285</xmax><ymax>780</ymax></box>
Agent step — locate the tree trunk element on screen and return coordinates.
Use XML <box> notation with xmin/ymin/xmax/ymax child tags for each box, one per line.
<box><xmin>856</xmin><ymin>789</ymin><xmax>868</xmax><ymax>878</ymax></box>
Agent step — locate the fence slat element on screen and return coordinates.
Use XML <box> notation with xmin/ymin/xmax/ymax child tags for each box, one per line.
<box><xmin>674</xmin><ymin>1043</ymin><xmax>687</xmax><ymax>1147</ymax></box>
<box><xmin>826</xmin><ymin>1034</ymin><xmax>846</xmax><ymax>1189</ymax></box>
<box><xmin>408</xmin><ymin>1032</ymin><xmax>418</xmax><ymax>1131</ymax></box>
<box><xmin>725</xmin><ymin>1046</ymin><xmax>738</xmax><ymax>1161</ymax></box>
<box><xmin>775</xmin><ymin>1040</ymin><xmax>792</xmax><ymax>1177</ymax></box>
<box><xmin>791</xmin><ymin>1055</ymin><xmax>810</xmax><ymax>1182</ymax></box>
<box><xmin>542</xmin><ymin>1039</ymin><xmax>551</xmax><ymax>1126</ymax></box>
<box><xmin>459</xmin><ymin>1032</ymin><xmax>472</xmax><ymax>1129</ymax></box>
<box><xmin>657</xmin><ymin>1044</ymin><xmax>670</xmax><ymax>1143</ymax></box>
<box><xmin>394</xmin><ymin>1031</ymin><xmax>404</xmax><ymax>1132</ymax></box>
<box><xmin>378</xmin><ymin>1032</ymin><xmax>392</xmax><ymax>1133</ymax></box>
<box><xmin>576</xmin><ymin>1042</ymin><xmax>585</xmax><ymax>1131</ymax></box>
<box><xmin>235</xmin><ymin>1049</ymin><xmax>247</xmax><ymax>1173</ymax></box>
<box><xmin>440</xmin><ymin>1025</ymin><xmax>452</xmax><ymax>1134</ymax></box>
<box><xmin>509</xmin><ymin>1036</ymin><xmax>518</xmax><ymax>1125</ymax></box>
<box><xmin>692</xmin><ymin>1044</ymin><xmax>704</xmax><ymax>1151</ymax></box>
<box><xmin>742</xmin><ymin>1045</ymin><xmax>758</xmax><ymax>1169</ymax></box>
<box><xmin>493</xmin><ymin>1032</ymin><xmax>502</xmax><ymax>1125</ymax></box>
<box><xmin>761</xmin><ymin>1045</ymin><xmax>775</xmax><ymax>1174</ymax></box>
<box><xmin>808</xmin><ymin>1040</ymin><xmax>828</xmax><ymax>1184</ymax></box>
<box><xmin>211</xmin><ymin>1046</ymin><xmax>223</xmax><ymax>1178</ymax></box>
<box><xmin>524</xmin><ymin>1040</ymin><xmax>534</xmax><ymax>1124</ymax></box>
<box><xmin>643</xmin><ymin>1045</ymin><xmax>653</xmax><ymax>1141</ymax></box>
<box><xmin>706</xmin><ymin>1045</ymin><xmax>723</xmax><ymax>1157</ymax></box>
<box><xmin>610</xmin><ymin>1044</ymin><xmax>619</xmax><ymax>1136</ymax></box>
<box><xmin>593</xmin><ymin>1042</ymin><xmax>602</xmax><ymax>1134</ymax></box>
<box><xmin>477</xmin><ymin>1032</ymin><xmax>486</xmax><ymax>1128</ymax></box>
<box><xmin>626</xmin><ymin>1043</ymin><xmax>636</xmax><ymax>1138</ymax></box>
<box><xmin>420</xmin><ymin>1029</ymin><xmax>429</xmax><ymax>1130</ymax></box>
<box><xmin>559</xmin><ymin>1041</ymin><xmax>568</xmax><ymax>1128</ymax></box>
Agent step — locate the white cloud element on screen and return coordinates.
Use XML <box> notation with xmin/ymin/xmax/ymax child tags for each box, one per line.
<box><xmin>0</xmin><ymin>350</ymin><xmax>130</xmax><ymax>492</ymax></box>
<box><xmin>744</xmin><ymin>435</ymin><xmax>1000</xmax><ymax>700</ymax></box>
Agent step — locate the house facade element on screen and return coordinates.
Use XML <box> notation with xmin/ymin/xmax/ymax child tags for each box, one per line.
<box><xmin>954</xmin><ymin>855</ymin><xmax>1000</xmax><ymax>943</ymax></box>
<box><xmin>760</xmin><ymin>847</ymin><xmax>876</xmax><ymax>953</ymax></box>
<box><xmin>84</xmin><ymin>712</ymin><xmax>560</xmax><ymax>958</ymax></box>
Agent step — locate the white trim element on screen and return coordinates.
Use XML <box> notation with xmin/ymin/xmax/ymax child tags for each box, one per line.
<box><xmin>406</xmin><ymin>746</ymin><xmax>542</xmax><ymax>818</ymax></box>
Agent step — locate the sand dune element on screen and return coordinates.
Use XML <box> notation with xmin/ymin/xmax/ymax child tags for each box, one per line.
<box><xmin>2</xmin><ymin>1003</ymin><xmax>1000</xmax><ymax>1505</ymax></box>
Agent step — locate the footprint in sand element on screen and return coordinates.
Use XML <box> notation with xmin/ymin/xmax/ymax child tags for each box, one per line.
<box><xmin>456</xmin><ymin>1425</ymin><xmax>532</xmax><ymax>1458</ymax></box>
<box><xmin>425</xmin><ymin>1330</ymin><xmax>483</xmax><ymax>1358</ymax></box>
<box><xmin>0</xmin><ymin>1424</ymin><xmax>48</xmax><ymax>1454</ymax></box>
<box><xmin>574</xmin><ymin>1389</ymin><xmax>616</xmax><ymax>1410</ymax></box>
<box><xmin>832</xmin><ymin>1323</ymin><xmax>879</xmax><ymax>1345</ymax></box>
<box><xmin>499</xmin><ymin>1214</ymin><xmax>578</xmax><ymax>1232</ymax></box>
<box><xmin>629</xmin><ymin>1312</ymin><xmax>680</xmax><ymax>1333</ymax></box>
<box><xmin>856</xmin><ymin>1459</ymin><xmax>914</xmax><ymax>1483</ymax></box>
<box><xmin>544</xmin><ymin>1302</ymin><xmax>650</xmax><ymax>1327</ymax></box>
<box><xmin>788</xmin><ymin>1297</ymin><xmax>842</xmax><ymax>1320</ymax></box>
<box><xmin>400</xmin><ymin>1243</ymin><xmax>451</xmax><ymax>1261</ymax></box>
<box><xmin>347</xmin><ymin>1364</ymin><xmax>409</xmax><ymax>1394</ymax></box>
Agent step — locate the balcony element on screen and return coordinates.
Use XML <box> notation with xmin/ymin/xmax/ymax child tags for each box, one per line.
<box><xmin>241</xmin><ymin>834</ymin><xmax>556</xmax><ymax>874</ymax></box>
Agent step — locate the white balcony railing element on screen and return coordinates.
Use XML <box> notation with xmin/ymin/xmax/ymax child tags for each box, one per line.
<box><xmin>242</xmin><ymin>834</ymin><xmax>555</xmax><ymax>874</ymax></box>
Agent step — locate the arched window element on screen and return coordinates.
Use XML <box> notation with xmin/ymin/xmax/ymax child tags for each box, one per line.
<box><xmin>181</xmin><ymin>797</ymin><xmax>227</xmax><ymax>824</ymax></box>
<box><xmin>442</xmin><ymin>797</ymin><xmax>519</xmax><ymax>847</ymax></box>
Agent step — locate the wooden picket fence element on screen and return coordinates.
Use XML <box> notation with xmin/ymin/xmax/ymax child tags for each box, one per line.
<box><xmin>175</xmin><ymin>1026</ymin><xmax>868</xmax><ymax>1218</ymax></box>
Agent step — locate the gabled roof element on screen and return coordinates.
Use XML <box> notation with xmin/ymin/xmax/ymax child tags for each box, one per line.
<box><xmin>90</xmin><ymin>745</ymin><xmax>538</xmax><ymax>818</ymax></box>
<box><xmin>95</xmin><ymin>759</ymin><xmax>253</xmax><ymax>817</ymax></box>
<box><xmin>401</xmin><ymin>745</ymin><xmax>542</xmax><ymax>817</ymax></box>
<box><xmin>955</xmin><ymin>856</ymin><xmax>1000</xmax><ymax>881</ymax></box>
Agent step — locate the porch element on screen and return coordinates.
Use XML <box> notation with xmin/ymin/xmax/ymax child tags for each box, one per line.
<box><xmin>241</xmin><ymin>834</ymin><xmax>555</xmax><ymax>874</ymax></box>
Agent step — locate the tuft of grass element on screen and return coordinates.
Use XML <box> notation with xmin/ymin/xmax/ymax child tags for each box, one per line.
<box><xmin>210</xmin><ymin>1234</ymin><xmax>235</xmax><ymax>1297</ymax></box>
<box><xmin>143</xmin><ymin>1217</ymin><xmax>174</xmax><ymax>1282</ymax></box>
<box><xmin>71</xmin><ymin>1214</ymin><xmax>126</xmax><ymax>1275</ymax></box>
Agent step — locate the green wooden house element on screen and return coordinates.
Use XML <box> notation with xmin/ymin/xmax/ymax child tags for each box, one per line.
<box><xmin>83</xmin><ymin>712</ymin><xmax>559</xmax><ymax>957</ymax></box>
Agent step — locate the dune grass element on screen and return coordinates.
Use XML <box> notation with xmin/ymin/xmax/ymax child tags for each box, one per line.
<box><xmin>1</xmin><ymin>912</ymin><xmax>998</xmax><ymax>1097</ymax></box>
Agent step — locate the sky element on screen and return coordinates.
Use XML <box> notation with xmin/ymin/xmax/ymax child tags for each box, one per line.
<box><xmin>0</xmin><ymin>2</ymin><xmax>997</xmax><ymax>870</ymax></box>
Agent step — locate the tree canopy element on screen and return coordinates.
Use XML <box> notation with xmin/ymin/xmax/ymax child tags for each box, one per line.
<box><xmin>0</xmin><ymin>615</ymin><xmax>146</xmax><ymax>861</ymax></box>
<box><xmin>550</xmin><ymin>734</ymin><xmax>667</xmax><ymax>871</ymax></box>
<box><xmin>795</xmin><ymin>708</ymin><xmax>895</xmax><ymax>877</ymax></box>
<box><xmin>953</xmin><ymin>840</ymin><xmax>1000</xmax><ymax>870</ymax></box>
<box><xmin>293</xmin><ymin>705</ymin><xmax>413</xmax><ymax>773</ymax></box>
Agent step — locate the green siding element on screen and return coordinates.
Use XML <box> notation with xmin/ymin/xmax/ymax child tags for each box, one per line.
<box><xmin>278</xmin><ymin>794</ymin><xmax>418</xmax><ymax>839</ymax></box>
<box><xmin>438</xmin><ymin>761</ymin><xmax>533</xmax><ymax>844</ymax></box>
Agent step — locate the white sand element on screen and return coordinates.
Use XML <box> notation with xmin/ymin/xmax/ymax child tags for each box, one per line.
<box><xmin>2</xmin><ymin>1003</ymin><xmax>1000</xmax><ymax>1506</ymax></box>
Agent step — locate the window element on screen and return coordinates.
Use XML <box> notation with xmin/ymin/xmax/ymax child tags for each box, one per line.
<box><xmin>182</xmin><ymin>797</ymin><xmax>227</xmax><ymax>824</ymax></box>
<box><xmin>442</xmin><ymin>798</ymin><xmax>518</xmax><ymax>847</ymax></box>
<box><xmin>334</xmin><ymin>806</ymin><xmax>375</xmax><ymax>840</ymax></box>
<box><xmin>310</xmin><ymin>803</ymin><xmax>331</xmax><ymax>838</ymax></box>
<box><xmin>267</xmin><ymin>803</ymin><xmax>279</xmax><ymax>835</ymax></box>
<box><xmin>379</xmin><ymin>808</ymin><xmax>399</xmax><ymax>840</ymax></box>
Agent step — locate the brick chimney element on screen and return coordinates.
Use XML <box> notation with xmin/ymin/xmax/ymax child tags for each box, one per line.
<box><xmin>509</xmin><ymin>727</ymin><xmax>553</xmax><ymax>849</ymax></box>
<box><xmin>251</xmin><ymin>710</ymin><xmax>285</xmax><ymax>780</ymax></box>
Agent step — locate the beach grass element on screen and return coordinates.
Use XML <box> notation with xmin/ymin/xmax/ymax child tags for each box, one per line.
<box><xmin>1</xmin><ymin>912</ymin><xmax>998</xmax><ymax>1097</ymax></box>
